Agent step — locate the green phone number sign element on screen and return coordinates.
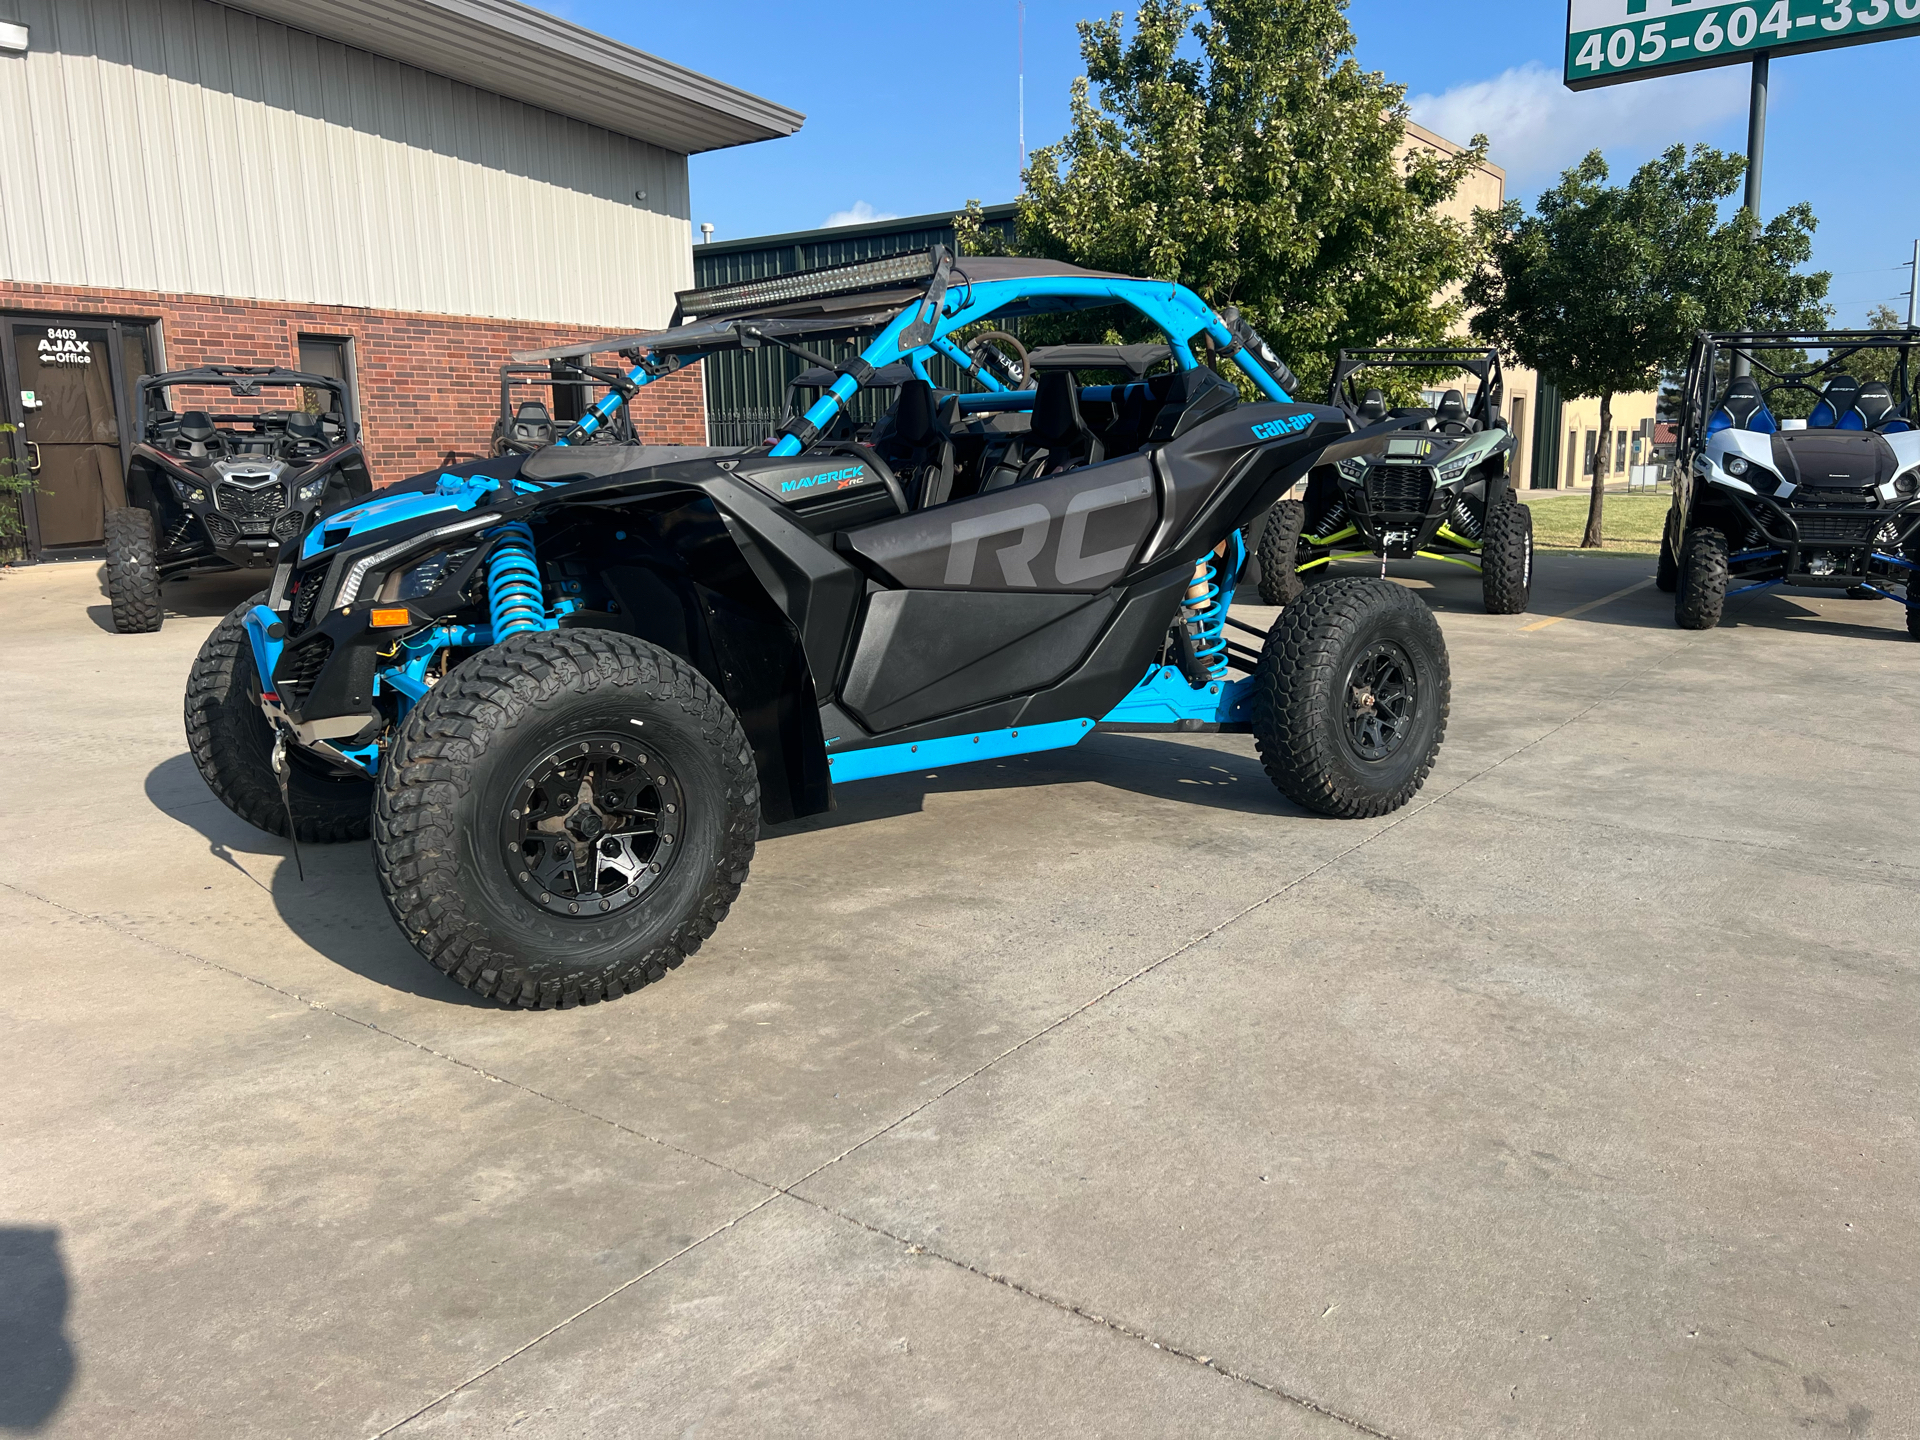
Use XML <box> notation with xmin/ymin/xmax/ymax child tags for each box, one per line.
<box><xmin>1565</xmin><ymin>0</ymin><xmax>1920</xmax><ymax>89</ymax></box>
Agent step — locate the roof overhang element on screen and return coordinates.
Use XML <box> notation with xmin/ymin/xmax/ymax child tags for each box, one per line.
<box><xmin>225</xmin><ymin>0</ymin><xmax>803</xmax><ymax>154</ymax></box>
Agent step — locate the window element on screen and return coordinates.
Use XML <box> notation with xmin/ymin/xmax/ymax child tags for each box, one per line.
<box><xmin>1567</xmin><ymin>429</ymin><xmax>1580</xmax><ymax>485</ymax></box>
<box><xmin>1615</xmin><ymin>429</ymin><xmax>1627</xmax><ymax>473</ymax></box>
<box><xmin>297</xmin><ymin>335</ymin><xmax>356</xmax><ymax>423</ymax></box>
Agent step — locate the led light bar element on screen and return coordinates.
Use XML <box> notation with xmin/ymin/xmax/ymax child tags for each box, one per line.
<box><xmin>676</xmin><ymin>251</ymin><xmax>937</xmax><ymax>318</ymax></box>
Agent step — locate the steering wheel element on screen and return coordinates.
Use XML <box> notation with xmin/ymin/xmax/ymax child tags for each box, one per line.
<box><xmin>965</xmin><ymin>330</ymin><xmax>1029</xmax><ymax>389</ymax></box>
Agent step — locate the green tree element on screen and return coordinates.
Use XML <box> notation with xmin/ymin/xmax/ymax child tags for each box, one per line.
<box><xmin>1467</xmin><ymin>145</ymin><xmax>1829</xmax><ymax>548</ymax></box>
<box><xmin>959</xmin><ymin>0</ymin><xmax>1486</xmax><ymax>396</ymax></box>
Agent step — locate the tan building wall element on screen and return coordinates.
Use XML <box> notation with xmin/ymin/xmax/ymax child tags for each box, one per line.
<box><xmin>1398</xmin><ymin>121</ymin><xmax>1657</xmax><ymax>490</ymax></box>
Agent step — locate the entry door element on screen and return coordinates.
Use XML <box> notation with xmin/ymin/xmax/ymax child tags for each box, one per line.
<box><xmin>9</xmin><ymin>321</ymin><xmax>127</xmax><ymax>547</ymax></box>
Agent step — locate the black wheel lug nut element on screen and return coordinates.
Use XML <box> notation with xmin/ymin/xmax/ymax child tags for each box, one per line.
<box><xmin>600</xmin><ymin>839</ymin><xmax>620</xmax><ymax>857</ymax></box>
<box><xmin>555</xmin><ymin>841</ymin><xmax>571</xmax><ymax>858</ymax></box>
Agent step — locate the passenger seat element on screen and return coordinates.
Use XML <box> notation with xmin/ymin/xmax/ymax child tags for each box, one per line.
<box><xmin>1018</xmin><ymin>370</ymin><xmax>1105</xmax><ymax>479</ymax></box>
<box><xmin>1434</xmin><ymin>389</ymin><xmax>1474</xmax><ymax>435</ymax></box>
<box><xmin>1354</xmin><ymin>388</ymin><xmax>1388</xmax><ymax>424</ymax></box>
<box><xmin>1855</xmin><ymin>380</ymin><xmax>1909</xmax><ymax>433</ymax></box>
<box><xmin>1707</xmin><ymin>377</ymin><xmax>1777</xmax><ymax>435</ymax></box>
<box><xmin>884</xmin><ymin>379</ymin><xmax>958</xmax><ymax>508</ymax></box>
<box><xmin>511</xmin><ymin>401</ymin><xmax>556</xmax><ymax>449</ymax></box>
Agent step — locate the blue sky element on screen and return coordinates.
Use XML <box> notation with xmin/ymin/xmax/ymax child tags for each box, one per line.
<box><xmin>536</xmin><ymin>0</ymin><xmax>1918</xmax><ymax>324</ymax></box>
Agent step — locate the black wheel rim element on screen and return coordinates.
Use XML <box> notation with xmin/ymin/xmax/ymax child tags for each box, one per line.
<box><xmin>1342</xmin><ymin>641</ymin><xmax>1418</xmax><ymax>763</ymax></box>
<box><xmin>499</xmin><ymin>734</ymin><xmax>684</xmax><ymax>919</ymax></box>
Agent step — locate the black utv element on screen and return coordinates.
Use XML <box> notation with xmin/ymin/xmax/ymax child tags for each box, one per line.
<box><xmin>1254</xmin><ymin>347</ymin><xmax>1533</xmax><ymax>615</ymax></box>
<box><xmin>107</xmin><ymin>367</ymin><xmax>372</xmax><ymax>633</ymax></box>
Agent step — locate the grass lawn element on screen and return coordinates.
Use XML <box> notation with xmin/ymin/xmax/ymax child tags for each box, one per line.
<box><xmin>1522</xmin><ymin>491</ymin><xmax>1669</xmax><ymax>553</ymax></box>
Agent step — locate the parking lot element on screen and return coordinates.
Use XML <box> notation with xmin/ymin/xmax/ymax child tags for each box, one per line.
<box><xmin>1</xmin><ymin>549</ymin><xmax>1913</xmax><ymax>1439</ymax></box>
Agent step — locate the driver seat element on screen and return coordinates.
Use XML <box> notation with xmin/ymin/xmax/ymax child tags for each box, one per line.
<box><xmin>885</xmin><ymin>379</ymin><xmax>957</xmax><ymax>508</ymax></box>
<box><xmin>175</xmin><ymin>411</ymin><xmax>221</xmax><ymax>459</ymax></box>
<box><xmin>1435</xmin><ymin>389</ymin><xmax>1473</xmax><ymax>435</ymax></box>
<box><xmin>1856</xmin><ymin>380</ymin><xmax>1909</xmax><ymax>433</ymax></box>
<box><xmin>1707</xmin><ymin>377</ymin><xmax>1777</xmax><ymax>435</ymax></box>
<box><xmin>511</xmin><ymin>401</ymin><xmax>555</xmax><ymax>449</ymax></box>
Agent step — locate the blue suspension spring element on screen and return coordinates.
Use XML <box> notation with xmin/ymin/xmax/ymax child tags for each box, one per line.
<box><xmin>1184</xmin><ymin>552</ymin><xmax>1229</xmax><ymax>681</ymax></box>
<box><xmin>486</xmin><ymin>522</ymin><xmax>546</xmax><ymax>639</ymax></box>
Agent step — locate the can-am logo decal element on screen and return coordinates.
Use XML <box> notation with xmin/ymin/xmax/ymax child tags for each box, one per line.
<box><xmin>1251</xmin><ymin>413</ymin><xmax>1311</xmax><ymax>440</ymax></box>
<box><xmin>781</xmin><ymin>465</ymin><xmax>867</xmax><ymax>493</ymax></box>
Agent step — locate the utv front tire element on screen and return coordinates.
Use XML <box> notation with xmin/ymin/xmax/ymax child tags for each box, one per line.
<box><xmin>1479</xmin><ymin>495</ymin><xmax>1534</xmax><ymax>614</ymax></box>
<box><xmin>1907</xmin><ymin>570</ymin><xmax>1920</xmax><ymax>641</ymax></box>
<box><xmin>104</xmin><ymin>506</ymin><xmax>163</xmax><ymax>633</ymax></box>
<box><xmin>373</xmin><ymin>630</ymin><xmax>759</xmax><ymax>1008</ymax></box>
<box><xmin>1252</xmin><ymin>578</ymin><xmax>1450</xmax><ymax>819</ymax></box>
<box><xmin>1256</xmin><ymin>500</ymin><xmax>1306</xmax><ymax>606</ymax></box>
<box><xmin>1674</xmin><ymin>527</ymin><xmax>1728</xmax><ymax>630</ymax></box>
<box><xmin>185</xmin><ymin>595</ymin><xmax>374</xmax><ymax>842</ymax></box>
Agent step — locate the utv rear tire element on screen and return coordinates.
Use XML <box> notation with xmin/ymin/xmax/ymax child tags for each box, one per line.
<box><xmin>1256</xmin><ymin>500</ymin><xmax>1306</xmax><ymax>606</ymax></box>
<box><xmin>104</xmin><ymin>506</ymin><xmax>163</xmax><ymax>633</ymax></box>
<box><xmin>372</xmin><ymin>630</ymin><xmax>759</xmax><ymax>1009</ymax></box>
<box><xmin>1479</xmin><ymin>495</ymin><xmax>1534</xmax><ymax>614</ymax></box>
<box><xmin>1674</xmin><ymin>527</ymin><xmax>1728</xmax><ymax>630</ymax></box>
<box><xmin>1251</xmin><ymin>578</ymin><xmax>1449</xmax><ymax>819</ymax></box>
<box><xmin>185</xmin><ymin>595</ymin><xmax>374</xmax><ymax>843</ymax></box>
<box><xmin>1655</xmin><ymin>511</ymin><xmax>1680</xmax><ymax>594</ymax></box>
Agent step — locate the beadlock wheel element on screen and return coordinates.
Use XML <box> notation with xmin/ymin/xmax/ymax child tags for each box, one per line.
<box><xmin>501</xmin><ymin>735</ymin><xmax>686</xmax><ymax>918</ymax></box>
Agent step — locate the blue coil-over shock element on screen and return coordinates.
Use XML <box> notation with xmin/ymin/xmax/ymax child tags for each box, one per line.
<box><xmin>486</xmin><ymin>521</ymin><xmax>546</xmax><ymax>639</ymax></box>
<box><xmin>1181</xmin><ymin>530</ymin><xmax>1245</xmax><ymax>682</ymax></box>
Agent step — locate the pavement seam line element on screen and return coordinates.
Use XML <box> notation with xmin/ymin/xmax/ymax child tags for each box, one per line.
<box><xmin>785</xmin><ymin>1193</ymin><xmax>1410</xmax><ymax>1440</ymax></box>
<box><xmin>1519</xmin><ymin>576</ymin><xmax>1655</xmax><ymax>630</ymax></box>
<box><xmin>371</xmin><ymin>1192</ymin><xmax>785</xmax><ymax>1438</ymax></box>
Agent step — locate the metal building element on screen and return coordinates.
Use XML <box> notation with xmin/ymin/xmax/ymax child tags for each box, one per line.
<box><xmin>0</xmin><ymin>0</ymin><xmax>799</xmax><ymax>559</ymax></box>
<box><xmin>694</xmin><ymin>204</ymin><xmax>1015</xmax><ymax>445</ymax></box>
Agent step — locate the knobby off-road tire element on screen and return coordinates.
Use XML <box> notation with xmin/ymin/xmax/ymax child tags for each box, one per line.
<box><xmin>1674</xmin><ymin>527</ymin><xmax>1729</xmax><ymax>631</ymax></box>
<box><xmin>1250</xmin><ymin>577</ymin><xmax>1450</xmax><ymax>819</ymax></box>
<box><xmin>1256</xmin><ymin>499</ymin><xmax>1306</xmax><ymax>606</ymax></box>
<box><xmin>185</xmin><ymin>595</ymin><xmax>374</xmax><ymax>843</ymax></box>
<box><xmin>1907</xmin><ymin>570</ymin><xmax>1920</xmax><ymax>641</ymax></box>
<box><xmin>1479</xmin><ymin>495</ymin><xmax>1534</xmax><ymax>614</ymax></box>
<box><xmin>1655</xmin><ymin>510</ymin><xmax>1681</xmax><ymax>594</ymax></box>
<box><xmin>104</xmin><ymin>506</ymin><xmax>164</xmax><ymax>633</ymax></box>
<box><xmin>373</xmin><ymin>629</ymin><xmax>759</xmax><ymax>1009</ymax></box>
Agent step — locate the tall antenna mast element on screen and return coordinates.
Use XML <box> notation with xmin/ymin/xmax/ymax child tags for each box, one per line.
<box><xmin>1018</xmin><ymin>0</ymin><xmax>1026</xmax><ymax>181</ymax></box>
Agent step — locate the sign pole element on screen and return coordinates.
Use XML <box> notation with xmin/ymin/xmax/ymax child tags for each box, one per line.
<box><xmin>1908</xmin><ymin>239</ymin><xmax>1918</xmax><ymax>330</ymax></box>
<box><xmin>1732</xmin><ymin>53</ymin><xmax>1769</xmax><ymax>380</ymax></box>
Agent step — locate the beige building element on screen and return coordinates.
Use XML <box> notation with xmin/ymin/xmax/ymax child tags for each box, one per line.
<box><xmin>1400</xmin><ymin>122</ymin><xmax>1659</xmax><ymax>490</ymax></box>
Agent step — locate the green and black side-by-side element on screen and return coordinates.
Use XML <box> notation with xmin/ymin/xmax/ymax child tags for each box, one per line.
<box><xmin>186</xmin><ymin>249</ymin><xmax>1453</xmax><ymax>1007</ymax></box>
<box><xmin>1252</xmin><ymin>347</ymin><xmax>1533</xmax><ymax>615</ymax></box>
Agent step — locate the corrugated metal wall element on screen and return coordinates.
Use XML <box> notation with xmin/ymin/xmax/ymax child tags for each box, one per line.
<box><xmin>0</xmin><ymin>0</ymin><xmax>693</xmax><ymax>328</ymax></box>
<box><xmin>693</xmin><ymin>207</ymin><xmax>1017</xmax><ymax>442</ymax></box>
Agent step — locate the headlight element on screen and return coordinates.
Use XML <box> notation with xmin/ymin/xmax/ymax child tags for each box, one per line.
<box><xmin>1336</xmin><ymin>456</ymin><xmax>1369</xmax><ymax>482</ymax></box>
<box><xmin>1895</xmin><ymin>471</ymin><xmax>1918</xmax><ymax>497</ymax></box>
<box><xmin>394</xmin><ymin>546</ymin><xmax>479</xmax><ymax>601</ymax></box>
<box><xmin>297</xmin><ymin>476</ymin><xmax>328</xmax><ymax>503</ymax></box>
<box><xmin>170</xmin><ymin>475</ymin><xmax>207</xmax><ymax>504</ymax></box>
<box><xmin>1434</xmin><ymin>456</ymin><xmax>1472</xmax><ymax>486</ymax></box>
<box><xmin>1724</xmin><ymin>456</ymin><xmax>1749</xmax><ymax>477</ymax></box>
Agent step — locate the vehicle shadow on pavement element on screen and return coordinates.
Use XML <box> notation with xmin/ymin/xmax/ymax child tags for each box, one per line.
<box><xmin>0</xmin><ymin>1226</ymin><xmax>77</xmax><ymax>1433</ymax></box>
<box><xmin>768</xmin><ymin>731</ymin><xmax>1313</xmax><ymax>837</ymax></box>
<box><xmin>142</xmin><ymin>754</ymin><xmax>495</xmax><ymax>1008</ymax></box>
<box><xmin>1545</xmin><ymin>587</ymin><xmax>1910</xmax><ymax>641</ymax></box>
<box><xmin>82</xmin><ymin>567</ymin><xmax>265</xmax><ymax>634</ymax></box>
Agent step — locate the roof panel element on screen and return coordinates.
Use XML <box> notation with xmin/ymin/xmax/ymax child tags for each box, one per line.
<box><xmin>223</xmin><ymin>0</ymin><xmax>803</xmax><ymax>153</ymax></box>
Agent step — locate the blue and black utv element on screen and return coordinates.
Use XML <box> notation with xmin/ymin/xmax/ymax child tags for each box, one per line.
<box><xmin>1665</xmin><ymin>330</ymin><xmax>1920</xmax><ymax>637</ymax></box>
<box><xmin>185</xmin><ymin>249</ymin><xmax>1452</xmax><ymax>1007</ymax></box>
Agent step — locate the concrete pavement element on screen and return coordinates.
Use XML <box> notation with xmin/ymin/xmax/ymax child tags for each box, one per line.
<box><xmin>0</xmin><ymin>554</ymin><xmax>1913</xmax><ymax>1438</ymax></box>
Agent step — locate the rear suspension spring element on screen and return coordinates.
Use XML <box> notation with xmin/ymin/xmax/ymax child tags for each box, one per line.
<box><xmin>486</xmin><ymin>522</ymin><xmax>546</xmax><ymax>639</ymax></box>
<box><xmin>1183</xmin><ymin>552</ymin><xmax>1229</xmax><ymax>681</ymax></box>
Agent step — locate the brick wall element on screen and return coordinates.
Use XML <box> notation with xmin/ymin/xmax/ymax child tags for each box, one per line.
<box><xmin>0</xmin><ymin>282</ymin><xmax>706</xmax><ymax>484</ymax></box>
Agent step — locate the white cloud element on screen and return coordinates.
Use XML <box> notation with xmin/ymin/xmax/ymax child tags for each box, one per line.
<box><xmin>822</xmin><ymin>201</ymin><xmax>900</xmax><ymax>228</ymax></box>
<box><xmin>1409</xmin><ymin>61</ymin><xmax>1749</xmax><ymax>193</ymax></box>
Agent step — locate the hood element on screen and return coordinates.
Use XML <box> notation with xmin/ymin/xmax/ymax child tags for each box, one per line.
<box><xmin>1766</xmin><ymin>430</ymin><xmax>1896</xmax><ymax>492</ymax></box>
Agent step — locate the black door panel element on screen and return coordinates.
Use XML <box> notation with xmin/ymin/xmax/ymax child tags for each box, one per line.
<box><xmin>844</xmin><ymin>454</ymin><xmax>1157</xmax><ymax>592</ymax></box>
<box><xmin>840</xmin><ymin>588</ymin><xmax>1118</xmax><ymax>733</ymax></box>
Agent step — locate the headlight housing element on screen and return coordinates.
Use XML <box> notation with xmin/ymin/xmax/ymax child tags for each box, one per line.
<box><xmin>1433</xmin><ymin>454</ymin><xmax>1473</xmax><ymax>486</ymax></box>
<box><xmin>297</xmin><ymin>476</ymin><xmax>328</xmax><ymax>503</ymax></box>
<box><xmin>170</xmin><ymin>474</ymin><xmax>207</xmax><ymax>504</ymax></box>
<box><xmin>393</xmin><ymin>546</ymin><xmax>479</xmax><ymax>601</ymax></box>
<box><xmin>1336</xmin><ymin>456</ymin><xmax>1369</xmax><ymax>482</ymax></box>
<box><xmin>1895</xmin><ymin>470</ymin><xmax>1919</xmax><ymax>497</ymax></box>
<box><xmin>1724</xmin><ymin>455</ymin><xmax>1750</xmax><ymax>477</ymax></box>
